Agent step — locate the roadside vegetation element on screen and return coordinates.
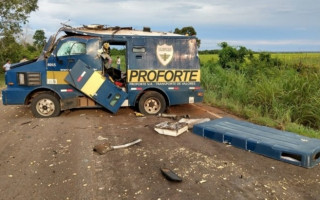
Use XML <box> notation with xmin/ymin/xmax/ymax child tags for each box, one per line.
<box><xmin>0</xmin><ymin>32</ymin><xmax>44</xmax><ymax>88</ymax></box>
<box><xmin>0</xmin><ymin>74</ymin><xmax>4</xmax><ymax>88</ymax></box>
<box><xmin>200</xmin><ymin>42</ymin><xmax>320</xmax><ymax>138</ymax></box>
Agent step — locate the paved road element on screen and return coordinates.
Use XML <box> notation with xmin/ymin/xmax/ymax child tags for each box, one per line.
<box><xmin>0</xmin><ymin>101</ymin><xmax>319</xmax><ymax>200</ymax></box>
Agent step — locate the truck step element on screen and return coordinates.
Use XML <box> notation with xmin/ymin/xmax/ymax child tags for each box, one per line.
<box><xmin>192</xmin><ymin>118</ymin><xmax>320</xmax><ymax>168</ymax></box>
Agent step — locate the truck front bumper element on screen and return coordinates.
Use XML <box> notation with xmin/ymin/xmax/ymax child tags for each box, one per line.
<box><xmin>2</xmin><ymin>88</ymin><xmax>29</xmax><ymax>105</ymax></box>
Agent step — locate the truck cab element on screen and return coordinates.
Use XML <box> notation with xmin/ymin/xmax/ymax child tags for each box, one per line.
<box><xmin>2</xmin><ymin>25</ymin><xmax>203</xmax><ymax>117</ymax></box>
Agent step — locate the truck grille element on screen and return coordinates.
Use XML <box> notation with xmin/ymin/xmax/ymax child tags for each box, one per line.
<box><xmin>27</xmin><ymin>73</ymin><xmax>41</xmax><ymax>86</ymax></box>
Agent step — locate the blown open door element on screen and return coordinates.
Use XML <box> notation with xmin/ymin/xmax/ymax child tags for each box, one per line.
<box><xmin>65</xmin><ymin>60</ymin><xmax>127</xmax><ymax>113</ymax></box>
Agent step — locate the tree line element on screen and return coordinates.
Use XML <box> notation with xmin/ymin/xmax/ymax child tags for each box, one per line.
<box><xmin>0</xmin><ymin>0</ymin><xmax>40</xmax><ymax>72</ymax></box>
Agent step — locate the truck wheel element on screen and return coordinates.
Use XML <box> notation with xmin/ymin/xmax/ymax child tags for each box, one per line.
<box><xmin>138</xmin><ymin>91</ymin><xmax>166</xmax><ymax>115</ymax></box>
<box><xmin>31</xmin><ymin>93</ymin><xmax>61</xmax><ymax>118</ymax></box>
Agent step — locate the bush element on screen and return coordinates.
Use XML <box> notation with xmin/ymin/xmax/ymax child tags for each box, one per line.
<box><xmin>218</xmin><ymin>42</ymin><xmax>249</xmax><ymax>69</ymax></box>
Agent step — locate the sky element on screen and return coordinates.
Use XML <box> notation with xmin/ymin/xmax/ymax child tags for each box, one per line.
<box><xmin>27</xmin><ymin>0</ymin><xmax>320</xmax><ymax>52</ymax></box>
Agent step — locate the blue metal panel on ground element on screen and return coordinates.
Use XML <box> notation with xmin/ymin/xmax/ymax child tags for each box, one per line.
<box><xmin>193</xmin><ymin>118</ymin><xmax>320</xmax><ymax>168</ymax></box>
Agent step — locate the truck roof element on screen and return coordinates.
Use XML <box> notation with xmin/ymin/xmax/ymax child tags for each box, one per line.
<box><xmin>62</xmin><ymin>25</ymin><xmax>188</xmax><ymax>38</ymax></box>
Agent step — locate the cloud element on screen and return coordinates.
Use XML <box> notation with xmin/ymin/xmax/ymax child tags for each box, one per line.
<box><xmin>27</xmin><ymin>0</ymin><xmax>320</xmax><ymax>51</ymax></box>
<box><xmin>30</xmin><ymin>0</ymin><xmax>320</xmax><ymax>28</ymax></box>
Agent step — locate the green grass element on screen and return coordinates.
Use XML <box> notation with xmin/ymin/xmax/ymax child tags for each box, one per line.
<box><xmin>199</xmin><ymin>54</ymin><xmax>219</xmax><ymax>65</ymax></box>
<box><xmin>272</xmin><ymin>52</ymin><xmax>320</xmax><ymax>68</ymax></box>
<box><xmin>200</xmin><ymin>52</ymin><xmax>320</xmax><ymax>68</ymax></box>
<box><xmin>200</xmin><ymin>53</ymin><xmax>320</xmax><ymax>138</ymax></box>
<box><xmin>0</xmin><ymin>73</ymin><xmax>4</xmax><ymax>88</ymax></box>
<box><xmin>110</xmin><ymin>55</ymin><xmax>126</xmax><ymax>71</ymax></box>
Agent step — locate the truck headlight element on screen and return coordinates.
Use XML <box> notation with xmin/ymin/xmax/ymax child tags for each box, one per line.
<box><xmin>18</xmin><ymin>73</ymin><xmax>26</xmax><ymax>85</ymax></box>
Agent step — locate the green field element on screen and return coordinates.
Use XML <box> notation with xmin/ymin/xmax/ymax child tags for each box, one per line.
<box><xmin>110</xmin><ymin>55</ymin><xmax>126</xmax><ymax>71</ymax></box>
<box><xmin>272</xmin><ymin>53</ymin><xmax>320</xmax><ymax>69</ymax></box>
<box><xmin>199</xmin><ymin>54</ymin><xmax>219</xmax><ymax>64</ymax></box>
<box><xmin>200</xmin><ymin>52</ymin><xmax>320</xmax><ymax>138</ymax></box>
<box><xmin>200</xmin><ymin>52</ymin><xmax>320</xmax><ymax>68</ymax></box>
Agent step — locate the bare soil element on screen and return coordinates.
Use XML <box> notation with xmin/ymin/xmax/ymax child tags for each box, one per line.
<box><xmin>0</xmin><ymin>97</ymin><xmax>319</xmax><ymax>200</ymax></box>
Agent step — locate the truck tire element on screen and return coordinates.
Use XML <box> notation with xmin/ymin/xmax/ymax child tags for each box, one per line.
<box><xmin>31</xmin><ymin>93</ymin><xmax>61</xmax><ymax>118</ymax></box>
<box><xmin>138</xmin><ymin>91</ymin><xmax>166</xmax><ymax>115</ymax></box>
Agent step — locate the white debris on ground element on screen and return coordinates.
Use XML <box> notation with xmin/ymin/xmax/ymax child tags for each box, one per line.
<box><xmin>154</xmin><ymin>121</ymin><xmax>188</xmax><ymax>136</ymax></box>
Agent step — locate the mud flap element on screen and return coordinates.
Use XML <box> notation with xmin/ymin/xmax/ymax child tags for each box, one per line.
<box><xmin>65</xmin><ymin>60</ymin><xmax>127</xmax><ymax>113</ymax></box>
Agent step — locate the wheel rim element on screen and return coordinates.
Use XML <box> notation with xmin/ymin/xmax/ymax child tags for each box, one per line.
<box><xmin>36</xmin><ymin>98</ymin><xmax>55</xmax><ymax>116</ymax></box>
<box><xmin>144</xmin><ymin>97</ymin><xmax>161</xmax><ymax>114</ymax></box>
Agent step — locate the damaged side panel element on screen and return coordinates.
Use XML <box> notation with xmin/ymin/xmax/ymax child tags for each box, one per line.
<box><xmin>65</xmin><ymin>60</ymin><xmax>127</xmax><ymax>113</ymax></box>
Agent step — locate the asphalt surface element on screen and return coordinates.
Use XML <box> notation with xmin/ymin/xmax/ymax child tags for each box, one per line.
<box><xmin>0</xmin><ymin>100</ymin><xmax>319</xmax><ymax>200</ymax></box>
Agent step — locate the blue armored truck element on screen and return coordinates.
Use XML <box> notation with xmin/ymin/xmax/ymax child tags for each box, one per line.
<box><xmin>2</xmin><ymin>25</ymin><xmax>204</xmax><ymax>117</ymax></box>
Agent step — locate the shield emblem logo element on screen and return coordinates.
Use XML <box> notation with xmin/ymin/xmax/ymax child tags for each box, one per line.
<box><xmin>156</xmin><ymin>44</ymin><xmax>174</xmax><ymax>66</ymax></box>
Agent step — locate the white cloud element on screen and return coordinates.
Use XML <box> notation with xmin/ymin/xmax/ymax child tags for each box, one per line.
<box><xmin>27</xmin><ymin>0</ymin><xmax>320</xmax><ymax>51</ymax></box>
<box><xmin>30</xmin><ymin>0</ymin><xmax>320</xmax><ymax>29</ymax></box>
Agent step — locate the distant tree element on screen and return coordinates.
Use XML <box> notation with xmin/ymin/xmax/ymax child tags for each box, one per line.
<box><xmin>0</xmin><ymin>34</ymin><xmax>23</xmax><ymax>68</ymax></box>
<box><xmin>174</xmin><ymin>26</ymin><xmax>201</xmax><ymax>48</ymax></box>
<box><xmin>0</xmin><ymin>0</ymin><xmax>38</xmax><ymax>67</ymax></box>
<box><xmin>0</xmin><ymin>33</ymin><xmax>41</xmax><ymax>68</ymax></box>
<box><xmin>33</xmin><ymin>29</ymin><xmax>46</xmax><ymax>49</ymax></box>
<box><xmin>218</xmin><ymin>42</ymin><xmax>249</xmax><ymax>69</ymax></box>
<box><xmin>110</xmin><ymin>48</ymin><xmax>126</xmax><ymax>56</ymax></box>
<box><xmin>0</xmin><ymin>0</ymin><xmax>38</xmax><ymax>35</ymax></box>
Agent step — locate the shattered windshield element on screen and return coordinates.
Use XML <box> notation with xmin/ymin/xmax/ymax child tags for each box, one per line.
<box><xmin>57</xmin><ymin>41</ymin><xmax>86</xmax><ymax>56</ymax></box>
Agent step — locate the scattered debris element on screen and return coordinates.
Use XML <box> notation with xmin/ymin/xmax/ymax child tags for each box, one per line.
<box><xmin>199</xmin><ymin>179</ymin><xmax>207</xmax><ymax>184</ymax></box>
<box><xmin>160</xmin><ymin>168</ymin><xmax>182</xmax><ymax>182</ymax></box>
<box><xmin>158</xmin><ymin>113</ymin><xmax>177</xmax><ymax>120</ymax></box>
<box><xmin>31</xmin><ymin>125</ymin><xmax>39</xmax><ymax>129</ymax></box>
<box><xmin>20</xmin><ymin>121</ymin><xmax>32</xmax><ymax>126</ymax></box>
<box><xmin>154</xmin><ymin>121</ymin><xmax>188</xmax><ymax>136</ymax></box>
<box><xmin>158</xmin><ymin>113</ymin><xmax>190</xmax><ymax>120</ymax></box>
<box><xmin>93</xmin><ymin>139</ymin><xmax>142</xmax><ymax>155</ymax></box>
<box><xmin>178</xmin><ymin>118</ymin><xmax>210</xmax><ymax>129</ymax></box>
<box><xmin>134</xmin><ymin>112</ymin><xmax>145</xmax><ymax>117</ymax></box>
<box><xmin>97</xmin><ymin>136</ymin><xmax>108</xmax><ymax>141</ymax></box>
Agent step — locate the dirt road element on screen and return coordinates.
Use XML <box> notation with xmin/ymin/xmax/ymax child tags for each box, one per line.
<box><xmin>0</xmin><ymin>99</ymin><xmax>319</xmax><ymax>200</ymax></box>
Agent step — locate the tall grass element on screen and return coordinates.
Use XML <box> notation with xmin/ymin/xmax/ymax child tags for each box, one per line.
<box><xmin>200</xmin><ymin>53</ymin><xmax>320</xmax><ymax>138</ymax></box>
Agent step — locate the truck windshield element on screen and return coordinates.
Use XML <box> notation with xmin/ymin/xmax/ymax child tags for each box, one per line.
<box><xmin>57</xmin><ymin>41</ymin><xmax>86</xmax><ymax>56</ymax></box>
